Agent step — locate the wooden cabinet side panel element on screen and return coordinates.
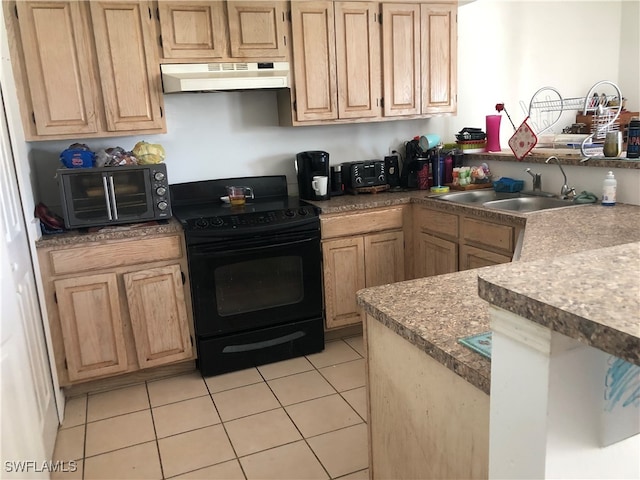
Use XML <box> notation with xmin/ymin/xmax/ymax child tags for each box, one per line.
<box><xmin>89</xmin><ymin>1</ymin><xmax>165</xmax><ymax>132</ymax></box>
<box><xmin>124</xmin><ymin>265</ymin><xmax>194</xmax><ymax>369</ymax></box>
<box><xmin>14</xmin><ymin>1</ymin><xmax>98</xmax><ymax>136</ymax></box>
<box><xmin>291</xmin><ymin>1</ymin><xmax>338</xmax><ymax>121</ymax></box>
<box><xmin>421</xmin><ymin>4</ymin><xmax>457</xmax><ymax>114</ymax></box>
<box><xmin>335</xmin><ymin>2</ymin><xmax>381</xmax><ymax>119</ymax></box>
<box><xmin>54</xmin><ymin>273</ymin><xmax>128</xmax><ymax>381</ymax></box>
<box><xmin>382</xmin><ymin>3</ymin><xmax>420</xmax><ymax>117</ymax></box>
<box><xmin>227</xmin><ymin>1</ymin><xmax>287</xmax><ymax>58</ymax></box>
<box><xmin>323</xmin><ymin>237</ymin><xmax>365</xmax><ymax>329</ymax></box>
<box><xmin>364</xmin><ymin>230</ymin><xmax>404</xmax><ymax>287</ymax></box>
<box><xmin>366</xmin><ymin>315</ymin><xmax>489</xmax><ymax>479</ymax></box>
<box><xmin>158</xmin><ymin>1</ymin><xmax>228</xmax><ymax>59</ymax></box>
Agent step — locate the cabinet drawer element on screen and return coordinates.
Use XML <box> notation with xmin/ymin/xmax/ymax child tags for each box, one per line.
<box><xmin>462</xmin><ymin>218</ymin><xmax>514</xmax><ymax>253</ymax></box>
<box><xmin>49</xmin><ymin>235</ymin><xmax>183</xmax><ymax>275</ymax></box>
<box><xmin>414</xmin><ymin>206</ymin><xmax>458</xmax><ymax>239</ymax></box>
<box><xmin>321</xmin><ymin>207</ymin><xmax>404</xmax><ymax>239</ymax></box>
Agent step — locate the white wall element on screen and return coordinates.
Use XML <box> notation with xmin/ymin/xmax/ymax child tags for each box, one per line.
<box><xmin>21</xmin><ymin>0</ymin><xmax>640</xmax><ymax>208</ymax></box>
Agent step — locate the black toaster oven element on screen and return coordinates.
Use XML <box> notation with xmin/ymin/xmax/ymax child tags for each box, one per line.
<box><xmin>57</xmin><ymin>164</ymin><xmax>172</xmax><ymax>229</ymax></box>
<box><xmin>341</xmin><ymin>160</ymin><xmax>387</xmax><ymax>189</ymax></box>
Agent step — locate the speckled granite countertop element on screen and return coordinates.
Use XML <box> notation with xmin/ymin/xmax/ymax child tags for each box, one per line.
<box><xmin>353</xmin><ymin>193</ymin><xmax>640</xmax><ymax>394</ymax></box>
<box><xmin>465</xmin><ymin>151</ymin><xmax>640</xmax><ymax>169</ymax></box>
<box><xmin>478</xmin><ymin>242</ymin><xmax>640</xmax><ymax>367</ymax></box>
<box><xmin>35</xmin><ymin>217</ymin><xmax>184</xmax><ymax>248</ymax></box>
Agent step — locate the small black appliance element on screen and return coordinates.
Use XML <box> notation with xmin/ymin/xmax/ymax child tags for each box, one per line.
<box><xmin>330</xmin><ymin>165</ymin><xmax>344</xmax><ymax>196</ymax></box>
<box><xmin>384</xmin><ymin>155</ymin><xmax>401</xmax><ymax>188</ymax></box>
<box><xmin>341</xmin><ymin>160</ymin><xmax>386</xmax><ymax>189</ymax></box>
<box><xmin>295</xmin><ymin>151</ymin><xmax>330</xmax><ymax>201</ymax></box>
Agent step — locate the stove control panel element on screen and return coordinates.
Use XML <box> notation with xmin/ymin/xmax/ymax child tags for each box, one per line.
<box><xmin>187</xmin><ymin>206</ymin><xmax>317</xmax><ymax>230</ymax></box>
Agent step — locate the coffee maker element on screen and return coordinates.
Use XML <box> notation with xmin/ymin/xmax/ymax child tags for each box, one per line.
<box><xmin>295</xmin><ymin>151</ymin><xmax>330</xmax><ymax>201</ymax></box>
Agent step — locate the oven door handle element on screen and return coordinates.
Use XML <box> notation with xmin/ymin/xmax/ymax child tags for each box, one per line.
<box><xmin>190</xmin><ymin>236</ymin><xmax>318</xmax><ymax>257</ymax></box>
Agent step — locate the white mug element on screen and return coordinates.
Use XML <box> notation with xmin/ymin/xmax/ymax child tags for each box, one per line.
<box><xmin>311</xmin><ymin>175</ymin><xmax>328</xmax><ymax>196</ymax></box>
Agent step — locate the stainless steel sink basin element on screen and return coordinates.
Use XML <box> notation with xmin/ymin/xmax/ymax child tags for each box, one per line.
<box><xmin>482</xmin><ymin>196</ymin><xmax>577</xmax><ymax>212</ymax></box>
<box><xmin>434</xmin><ymin>190</ymin><xmax>520</xmax><ymax>204</ymax></box>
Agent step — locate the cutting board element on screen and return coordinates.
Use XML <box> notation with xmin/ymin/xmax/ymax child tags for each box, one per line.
<box><xmin>445</xmin><ymin>183</ymin><xmax>493</xmax><ymax>191</ymax></box>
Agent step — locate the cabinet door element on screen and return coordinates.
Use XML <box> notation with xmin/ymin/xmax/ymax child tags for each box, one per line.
<box><xmin>54</xmin><ymin>274</ymin><xmax>128</xmax><ymax>382</ymax></box>
<box><xmin>323</xmin><ymin>237</ymin><xmax>366</xmax><ymax>329</ymax></box>
<box><xmin>227</xmin><ymin>1</ymin><xmax>287</xmax><ymax>58</ymax></box>
<box><xmin>459</xmin><ymin>245</ymin><xmax>511</xmax><ymax>271</ymax></box>
<box><xmin>89</xmin><ymin>1</ymin><xmax>165</xmax><ymax>132</ymax></box>
<box><xmin>290</xmin><ymin>1</ymin><xmax>337</xmax><ymax>121</ymax></box>
<box><xmin>421</xmin><ymin>4</ymin><xmax>457</xmax><ymax>114</ymax></box>
<box><xmin>364</xmin><ymin>230</ymin><xmax>404</xmax><ymax>287</ymax></box>
<box><xmin>158</xmin><ymin>1</ymin><xmax>227</xmax><ymax>59</ymax></box>
<box><xmin>124</xmin><ymin>265</ymin><xmax>193</xmax><ymax>369</ymax></box>
<box><xmin>415</xmin><ymin>232</ymin><xmax>457</xmax><ymax>278</ymax></box>
<box><xmin>14</xmin><ymin>1</ymin><xmax>98</xmax><ymax>136</ymax></box>
<box><xmin>334</xmin><ymin>2</ymin><xmax>381</xmax><ymax>119</ymax></box>
<box><xmin>381</xmin><ymin>3</ymin><xmax>420</xmax><ymax>116</ymax></box>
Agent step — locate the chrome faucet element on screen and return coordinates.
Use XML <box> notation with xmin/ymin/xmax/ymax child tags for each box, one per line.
<box><xmin>545</xmin><ymin>156</ymin><xmax>576</xmax><ymax>199</ymax></box>
<box><xmin>525</xmin><ymin>168</ymin><xmax>542</xmax><ymax>191</ymax></box>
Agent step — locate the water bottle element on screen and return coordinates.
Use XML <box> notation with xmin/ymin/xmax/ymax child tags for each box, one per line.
<box><xmin>602</xmin><ymin>171</ymin><xmax>617</xmax><ymax>206</ymax></box>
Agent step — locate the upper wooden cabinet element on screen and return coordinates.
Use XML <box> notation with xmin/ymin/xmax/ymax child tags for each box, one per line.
<box><xmin>10</xmin><ymin>1</ymin><xmax>99</xmax><ymax>137</ymax></box>
<box><xmin>157</xmin><ymin>1</ymin><xmax>228</xmax><ymax>59</ymax></box>
<box><xmin>289</xmin><ymin>1</ymin><xmax>379</xmax><ymax>122</ymax></box>
<box><xmin>227</xmin><ymin>1</ymin><xmax>288</xmax><ymax>58</ymax></box>
<box><xmin>382</xmin><ymin>2</ymin><xmax>457</xmax><ymax>117</ymax></box>
<box><xmin>89</xmin><ymin>1</ymin><xmax>165</xmax><ymax>132</ymax></box>
<box><xmin>381</xmin><ymin>3</ymin><xmax>421</xmax><ymax>117</ymax></box>
<box><xmin>4</xmin><ymin>0</ymin><xmax>166</xmax><ymax>141</ymax></box>
<box><xmin>420</xmin><ymin>4</ymin><xmax>457</xmax><ymax>114</ymax></box>
<box><xmin>281</xmin><ymin>1</ymin><xmax>457</xmax><ymax>125</ymax></box>
<box><xmin>289</xmin><ymin>1</ymin><xmax>337</xmax><ymax>121</ymax></box>
<box><xmin>157</xmin><ymin>1</ymin><xmax>289</xmax><ymax>62</ymax></box>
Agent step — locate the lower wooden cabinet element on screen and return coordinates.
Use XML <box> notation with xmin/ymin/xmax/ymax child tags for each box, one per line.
<box><xmin>55</xmin><ymin>273</ymin><xmax>128</xmax><ymax>382</ymax></box>
<box><xmin>321</xmin><ymin>206</ymin><xmax>406</xmax><ymax>330</ymax></box>
<box><xmin>415</xmin><ymin>231</ymin><xmax>457</xmax><ymax>278</ymax></box>
<box><xmin>412</xmin><ymin>203</ymin><xmax>523</xmax><ymax>278</ymax></box>
<box><xmin>38</xmin><ymin>232</ymin><xmax>195</xmax><ymax>386</ymax></box>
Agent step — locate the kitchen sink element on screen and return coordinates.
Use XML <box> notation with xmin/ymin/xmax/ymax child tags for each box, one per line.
<box><xmin>482</xmin><ymin>196</ymin><xmax>578</xmax><ymax>212</ymax></box>
<box><xmin>434</xmin><ymin>190</ymin><xmax>520</xmax><ymax>204</ymax></box>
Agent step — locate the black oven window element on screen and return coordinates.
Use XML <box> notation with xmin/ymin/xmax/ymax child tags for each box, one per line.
<box><xmin>214</xmin><ymin>256</ymin><xmax>304</xmax><ymax>316</ymax></box>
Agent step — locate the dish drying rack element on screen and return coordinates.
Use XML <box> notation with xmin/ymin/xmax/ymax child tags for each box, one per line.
<box><xmin>520</xmin><ymin>80</ymin><xmax>623</xmax><ymax>158</ymax></box>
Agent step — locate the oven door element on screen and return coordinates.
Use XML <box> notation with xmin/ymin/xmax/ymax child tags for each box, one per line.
<box><xmin>188</xmin><ymin>229</ymin><xmax>322</xmax><ymax>337</ymax></box>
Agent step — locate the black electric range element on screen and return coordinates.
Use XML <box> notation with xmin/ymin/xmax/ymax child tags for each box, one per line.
<box><xmin>169</xmin><ymin>175</ymin><xmax>324</xmax><ymax>376</ymax></box>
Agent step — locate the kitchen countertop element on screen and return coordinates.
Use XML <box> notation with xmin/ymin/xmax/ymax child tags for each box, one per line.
<box><xmin>35</xmin><ymin>217</ymin><xmax>184</xmax><ymax>248</ymax></box>
<box><xmin>352</xmin><ymin>191</ymin><xmax>640</xmax><ymax>394</ymax></box>
<box><xmin>465</xmin><ymin>151</ymin><xmax>640</xmax><ymax>169</ymax></box>
<box><xmin>478</xmin><ymin>241</ymin><xmax>640</xmax><ymax>367</ymax></box>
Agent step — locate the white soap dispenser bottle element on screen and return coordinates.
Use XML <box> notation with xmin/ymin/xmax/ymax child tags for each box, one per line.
<box><xmin>602</xmin><ymin>171</ymin><xmax>617</xmax><ymax>206</ymax></box>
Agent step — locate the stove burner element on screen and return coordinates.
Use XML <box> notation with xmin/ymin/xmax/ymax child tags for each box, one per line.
<box><xmin>184</xmin><ymin>206</ymin><xmax>316</xmax><ymax>231</ymax></box>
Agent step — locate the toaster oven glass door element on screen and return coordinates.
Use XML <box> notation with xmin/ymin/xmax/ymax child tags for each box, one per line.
<box><xmin>61</xmin><ymin>170</ymin><xmax>155</xmax><ymax>227</ymax></box>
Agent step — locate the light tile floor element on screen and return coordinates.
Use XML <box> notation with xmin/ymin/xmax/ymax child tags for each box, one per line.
<box><xmin>52</xmin><ymin>336</ymin><xmax>369</xmax><ymax>480</ymax></box>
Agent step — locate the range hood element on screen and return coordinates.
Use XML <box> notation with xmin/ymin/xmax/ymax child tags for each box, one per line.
<box><xmin>161</xmin><ymin>62</ymin><xmax>290</xmax><ymax>93</ymax></box>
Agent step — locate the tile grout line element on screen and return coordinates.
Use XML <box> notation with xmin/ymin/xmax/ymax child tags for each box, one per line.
<box><xmin>144</xmin><ymin>380</ymin><xmax>165</xmax><ymax>480</ymax></box>
<box><xmin>202</xmin><ymin>372</ymin><xmax>248</xmax><ymax>480</ymax></box>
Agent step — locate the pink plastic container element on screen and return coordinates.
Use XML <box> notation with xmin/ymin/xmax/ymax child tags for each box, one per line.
<box><xmin>485</xmin><ymin>115</ymin><xmax>502</xmax><ymax>152</ymax></box>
